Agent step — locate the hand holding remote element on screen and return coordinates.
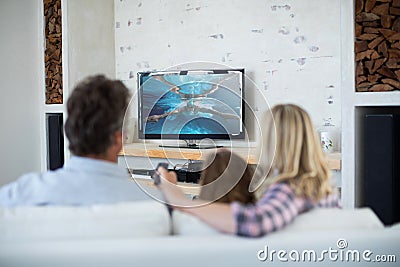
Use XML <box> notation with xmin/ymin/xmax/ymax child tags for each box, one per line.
<box><xmin>153</xmin><ymin>162</ymin><xmax>174</xmax><ymax>235</ymax></box>
<box><xmin>152</xmin><ymin>162</ymin><xmax>169</xmax><ymax>185</ymax></box>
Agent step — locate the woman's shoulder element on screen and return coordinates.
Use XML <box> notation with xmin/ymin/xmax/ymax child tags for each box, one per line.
<box><xmin>261</xmin><ymin>182</ymin><xmax>341</xmax><ymax>208</ymax></box>
<box><xmin>259</xmin><ymin>182</ymin><xmax>296</xmax><ymax>202</ymax></box>
<box><xmin>267</xmin><ymin>182</ymin><xmax>294</xmax><ymax>194</ymax></box>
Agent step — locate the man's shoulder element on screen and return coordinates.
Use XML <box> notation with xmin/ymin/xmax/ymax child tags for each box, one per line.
<box><xmin>17</xmin><ymin>169</ymin><xmax>64</xmax><ymax>187</ymax></box>
<box><xmin>1</xmin><ymin>171</ymin><xmax>43</xmax><ymax>189</ymax></box>
<box><xmin>0</xmin><ymin>172</ymin><xmax>40</xmax><ymax>206</ymax></box>
<box><xmin>0</xmin><ymin>169</ymin><xmax>65</xmax><ymax>205</ymax></box>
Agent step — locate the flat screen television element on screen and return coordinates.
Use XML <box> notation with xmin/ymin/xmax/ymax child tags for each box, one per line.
<box><xmin>137</xmin><ymin>69</ymin><xmax>245</xmax><ymax>149</ymax></box>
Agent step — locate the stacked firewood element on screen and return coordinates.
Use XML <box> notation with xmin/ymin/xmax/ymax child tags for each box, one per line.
<box><xmin>44</xmin><ymin>0</ymin><xmax>63</xmax><ymax>104</ymax></box>
<box><xmin>355</xmin><ymin>0</ymin><xmax>400</xmax><ymax>91</ymax></box>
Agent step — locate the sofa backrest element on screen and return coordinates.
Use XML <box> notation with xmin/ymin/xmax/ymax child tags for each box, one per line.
<box><xmin>0</xmin><ymin>200</ymin><xmax>170</xmax><ymax>241</ymax></box>
<box><xmin>0</xmin><ymin>202</ymin><xmax>384</xmax><ymax>242</ymax></box>
<box><xmin>282</xmin><ymin>207</ymin><xmax>384</xmax><ymax>232</ymax></box>
<box><xmin>172</xmin><ymin>207</ymin><xmax>384</xmax><ymax>236</ymax></box>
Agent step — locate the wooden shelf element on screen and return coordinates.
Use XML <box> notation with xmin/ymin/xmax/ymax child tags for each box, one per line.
<box><xmin>121</xmin><ymin>143</ymin><xmax>341</xmax><ymax>170</ymax></box>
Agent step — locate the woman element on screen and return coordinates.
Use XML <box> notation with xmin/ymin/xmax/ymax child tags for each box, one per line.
<box><xmin>157</xmin><ymin>104</ymin><xmax>341</xmax><ymax>237</ymax></box>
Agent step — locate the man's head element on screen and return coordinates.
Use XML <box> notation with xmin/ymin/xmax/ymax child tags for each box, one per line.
<box><xmin>65</xmin><ymin>75</ymin><xmax>130</xmax><ymax>161</ymax></box>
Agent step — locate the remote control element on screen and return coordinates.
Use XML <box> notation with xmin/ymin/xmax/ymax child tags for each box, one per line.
<box><xmin>152</xmin><ymin>162</ymin><xmax>174</xmax><ymax>235</ymax></box>
<box><xmin>152</xmin><ymin>162</ymin><xmax>169</xmax><ymax>185</ymax></box>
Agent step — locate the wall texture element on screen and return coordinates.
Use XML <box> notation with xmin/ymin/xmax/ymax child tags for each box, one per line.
<box><xmin>115</xmin><ymin>0</ymin><xmax>342</xmax><ymax>142</ymax></box>
<box><xmin>0</xmin><ymin>0</ymin><xmax>42</xmax><ymax>185</ymax></box>
<box><xmin>67</xmin><ymin>0</ymin><xmax>116</xmax><ymax>89</ymax></box>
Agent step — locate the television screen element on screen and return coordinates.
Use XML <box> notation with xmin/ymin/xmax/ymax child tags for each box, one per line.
<box><xmin>138</xmin><ymin>69</ymin><xmax>244</xmax><ymax>141</ymax></box>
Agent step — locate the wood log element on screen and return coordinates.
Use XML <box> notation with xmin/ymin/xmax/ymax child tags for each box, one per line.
<box><xmin>381</xmin><ymin>15</ymin><xmax>392</xmax><ymax>28</ymax></box>
<box><xmin>388</xmin><ymin>48</ymin><xmax>400</xmax><ymax>58</ymax></box>
<box><xmin>356</xmin><ymin>76</ymin><xmax>367</xmax><ymax>85</ymax></box>
<box><xmin>368</xmin><ymin>74</ymin><xmax>380</xmax><ymax>82</ymax></box>
<box><xmin>372</xmin><ymin>58</ymin><xmax>387</xmax><ymax>72</ymax></box>
<box><xmin>378</xmin><ymin>29</ymin><xmax>396</xmax><ymax>38</ymax></box>
<box><xmin>378</xmin><ymin>41</ymin><xmax>388</xmax><ymax>57</ymax></box>
<box><xmin>356</xmin><ymin>12</ymin><xmax>380</xmax><ymax>22</ymax></box>
<box><xmin>382</xmin><ymin>78</ymin><xmax>400</xmax><ymax>89</ymax></box>
<box><xmin>372</xmin><ymin>3</ymin><xmax>389</xmax><ymax>15</ymax></box>
<box><xmin>359</xmin><ymin>82</ymin><xmax>377</xmax><ymax>88</ymax></box>
<box><xmin>368</xmin><ymin>36</ymin><xmax>385</xmax><ymax>49</ymax></box>
<box><xmin>355</xmin><ymin>40</ymin><xmax>369</xmax><ymax>52</ymax></box>
<box><xmin>395</xmin><ymin>70</ymin><xmax>400</xmax><ymax>80</ymax></box>
<box><xmin>52</xmin><ymin>49</ymin><xmax>61</xmax><ymax>61</ymax></box>
<box><xmin>387</xmin><ymin>57</ymin><xmax>400</xmax><ymax>68</ymax></box>
<box><xmin>394</xmin><ymin>0</ymin><xmax>400</xmax><ymax>8</ymax></box>
<box><xmin>369</xmin><ymin>84</ymin><xmax>394</xmax><ymax>91</ymax></box>
<box><xmin>388</xmin><ymin>32</ymin><xmax>400</xmax><ymax>41</ymax></box>
<box><xmin>356</xmin><ymin>0</ymin><xmax>364</xmax><ymax>14</ymax></box>
<box><xmin>358</xmin><ymin>33</ymin><xmax>379</xmax><ymax>40</ymax></box>
<box><xmin>371</xmin><ymin>50</ymin><xmax>381</xmax><ymax>59</ymax></box>
<box><xmin>356</xmin><ymin>49</ymin><xmax>375</xmax><ymax>61</ymax></box>
<box><xmin>355</xmin><ymin>23</ymin><xmax>363</xmax><ymax>37</ymax></box>
<box><xmin>392</xmin><ymin>42</ymin><xmax>400</xmax><ymax>49</ymax></box>
<box><xmin>393</xmin><ymin>17</ymin><xmax>400</xmax><ymax>32</ymax></box>
<box><xmin>377</xmin><ymin>66</ymin><xmax>397</xmax><ymax>79</ymax></box>
<box><xmin>362</xmin><ymin>21</ymin><xmax>380</xmax><ymax>27</ymax></box>
<box><xmin>365</xmin><ymin>60</ymin><xmax>375</xmax><ymax>73</ymax></box>
<box><xmin>365</xmin><ymin>0</ymin><xmax>377</xmax><ymax>12</ymax></box>
<box><xmin>364</xmin><ymin>27</ymin><xmax>380</xmax><ymax>33</ymax></box>
<box><xmin>357</xmin><ymin>75</ymin><xmax>368</xmax><ymax>84</ymax></box>
<box><xmin>390</xmin><ymin>7</ymin><xmax>400</xmax><ymax>15</ymax></box>
<box><xmin>357</xmin><ymin>86</ymin><xmax>370</xmax><ymax>92</ymax></box>
<box><xmin>356</xmin><ymin>61</ymin><xmax>365</xmax><ymax>76</ymax></box>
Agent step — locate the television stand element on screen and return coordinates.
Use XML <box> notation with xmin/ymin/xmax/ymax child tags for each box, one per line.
<box><xmin>121</xmin><ymin>143</ymin><xmax>342</xmax><ymax>170</ymax></box>
<box><xmin>159</xmin><ymin>144</ymin><xmax>224</xmax><ymax>149</ymax></box>
<box><xmin>159</xmin><ymin>140</ymin><xmax>223</xmax><ymax>149</ymax></box>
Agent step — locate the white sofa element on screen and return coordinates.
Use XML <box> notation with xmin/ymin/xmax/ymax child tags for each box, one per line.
<box><xmin>0</xmin><ymin>200</ymin><xmax>399</xmax><ymax>267</ymax></box>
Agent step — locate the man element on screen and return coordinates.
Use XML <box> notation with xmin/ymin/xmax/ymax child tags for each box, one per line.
<box><xmin>0</xmin><ymin>75</ymin><xmax>150</xmax><ymax>206</ymax></box>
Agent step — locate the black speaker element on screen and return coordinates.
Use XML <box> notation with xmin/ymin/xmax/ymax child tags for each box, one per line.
<box><xmin>46</xmin><ymin>113</ymin><xmax>64</xmax><ymax>170</ymax></box>
<box><xmin>364</xmin><ymin>114</ymin><xmax>400</xmax><ymax>225</ymax></box>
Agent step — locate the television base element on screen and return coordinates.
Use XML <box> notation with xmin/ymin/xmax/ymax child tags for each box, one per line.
<box><xmin>159</xmin><ymin>144</ymin><xmax>223</xmax><ymax>149</ymax></box>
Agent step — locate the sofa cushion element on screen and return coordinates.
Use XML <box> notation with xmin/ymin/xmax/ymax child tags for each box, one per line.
<box><xmin>0</xmin><ymin>203</ymin><xmax>384</xmax><ymax>242</ymax></box>
<box><xmin>390</xmin><ymin>222</ymin><xmax>400</xmax><ymax>230</ymax></box>
<box><xmin>173</xmin><ymin>207</ymin><xmax>384</xmax><ymax>236</ymax></box>
<box><xmin>0</xmin><ymin>200</ymin><xmax>170</xmax><ymax>241</ymax></box>
<box><xmin>282</xmin><ymin>207</ymin><xmax>384</xmax><ymax>232</ymax></box>
<box><xmin>173</xmin><ymin>210</ymin><xmax>220</xmax><ymax>235</ymax></box>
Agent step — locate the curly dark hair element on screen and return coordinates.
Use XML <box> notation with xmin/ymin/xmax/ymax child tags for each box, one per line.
<box><xmin>65</xmin><ymin>75</ymin><xmax>130</xmax><ymax>156</ymax></box>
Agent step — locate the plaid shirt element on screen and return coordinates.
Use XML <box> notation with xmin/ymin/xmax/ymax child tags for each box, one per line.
<box><xmin>231</xmin><ymin>182</ymin><xmax>341</xmax><ymax>237</ymax></box>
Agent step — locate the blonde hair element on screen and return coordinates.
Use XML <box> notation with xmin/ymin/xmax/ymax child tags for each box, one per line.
<box><xmin>257</xmin><ymin>104</ymin><xmax>333</xmax><ymax>201</ymax></box>
<box><xmin>199</xmin><ymin>149</ymin><xmax>256</xmax><ymax>204</ymax></box>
